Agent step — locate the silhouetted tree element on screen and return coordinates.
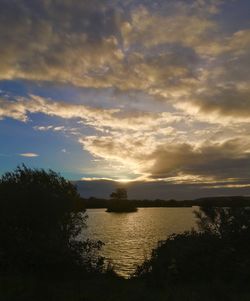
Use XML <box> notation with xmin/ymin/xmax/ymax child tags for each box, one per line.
<box><xmin>0</xmin><ymin>165</ymin><xmax>103</xmax><ymax>273</ymax></box>
<box><xmin>107</xmin><ymin>188</ymin><xmax>137</xmax><ymax>212</ymax></box>
<box><xmin>110</xmin><ymin>188</ymin><xmax>128</xmax><ymax>201</ymax></box>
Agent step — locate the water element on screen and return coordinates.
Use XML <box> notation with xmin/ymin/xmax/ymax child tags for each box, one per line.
<box><xmin>83</xmin><ymin>207</ymin><xmax>198</xmax><ymax>278</ymax></box>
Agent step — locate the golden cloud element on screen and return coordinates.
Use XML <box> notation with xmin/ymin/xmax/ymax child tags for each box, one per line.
<box><xmin>19</xmin><ymin>153</ymin><xmax>39</xmax><ymax>157</ymax></box>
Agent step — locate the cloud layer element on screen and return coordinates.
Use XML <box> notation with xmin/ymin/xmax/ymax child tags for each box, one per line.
<box><xmin>0</xmin><ymin>0</ymin><xmax>250</xmax><ymax>191</ymax></box>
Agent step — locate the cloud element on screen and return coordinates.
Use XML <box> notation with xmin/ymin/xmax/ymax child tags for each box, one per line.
<box><xmin>79</xmin><ymin>135</ymin><xmax>149</xmax><ymax>176</ymax></box>
<box><xmin>0</xmin><ymin>0</ymin><xmax>222</xmax><ymax>94</ymax></box>
<box><xmin>176</xmin><ymin>85</ymin><xmax>250</xmax><ymax>124</ymax></box>
<box><xmin>1</xmin><ymin>95</ymin><xmax>184</xmax><ymax>132</ymax></box>
<box><xmin>121</xmin><ymin>4</ymin><xmax>217</xmax><ymax>50</ymax></box>
<box><xmin>33</xmin><ymin>125</ymin><xmax>54</xmax><ymax>131</ymax></box>
<box><xmin>0</xmin><ymin>0</ymin><xmax>123</xmax><ymax>86</ymax></box>
<box><xmin>19</xmin><ymin>153</ymin><xmax>39</xmax><ymax>157</ymax></box>
<box><xmin>1</xmin><ymin>0</ymin><xmax>250</xmax><ymax>190</ymax></box>
<box><xmin>61</xmin><ymin>149</ymin><xmax>68</xmax><ymax>153</ymax></box>
<box><xmin>0</xmin><ymin>95</ymin><xmax>119</xmax><ymax>123</ymax></box>
<box><xmin>2</xmin><ymin>92</ymin><xmax>250</xmax><ymax>185</ymax></box>
<box><xmin>0</xmin><ymin>0</ymin><xmax>249</xmax><ymax>125</ymax></box>
<box><xmin>34</xmin><ymin>125</ymin><xmax>66</xmax><ymax>132</ymax></box>
<box><xmin>79</xmin><ymin>135</ymin><xmax>250</xmax><ymax>184</ymax></box>
<box><xmin>146</xmin><ymin>139</ymin><xmax>250</xmax><ymax>180</ymax></box>
<box><xmin>74</xmin><ymin>178</ymin><xmax>250</xmax><ymax>200</ymax></box>
<box><xmin>0</xmin><ymin>98</ymin><xmax>29</xmax><ymax>122</ymax></box>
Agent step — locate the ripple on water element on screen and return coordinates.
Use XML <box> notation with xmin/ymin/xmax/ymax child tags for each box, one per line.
<box><xmin>83</xmin><ymin>207</ymin><xmax>197</xmax><ymax>278</ymax></box>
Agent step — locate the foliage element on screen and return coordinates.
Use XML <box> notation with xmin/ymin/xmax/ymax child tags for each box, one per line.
<box><xmin>195</xmin><ymin>206</ymin><xmax>250</xmax><ymax>238</ymax></box>
<box><xmin>110</xmin><ymin>188</ymin><xmax>128</xmax><ymax>201</ymax></box>
<box><xmin>3</xmin><ymin>274</ymin><xmax>250</xmax><ymax>301</ymax></box>
<box><xmin>135</xmin><ymin>206</ymin><xmax>250</xmax><ymax>286</ymax></box>
<box><xmin>0</xmin><ymin>165</ymin><xmax>103</xmax><ymax>273</ymax></box>
<box><xmin>107</xmin><ymin>188</ymin><xmax>137</xmax><ymax>212</ymax></box>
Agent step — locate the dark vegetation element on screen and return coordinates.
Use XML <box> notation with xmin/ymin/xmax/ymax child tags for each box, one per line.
<box><xmin>135</xmin><ymin>206</ymin><xmax>250</xmax><ymax>285</ymax></box>
<box><xmin>1</xmin><ymin>165</ymin><xmax>250</xmax><ymax>300</ymax></box>
<box><xmin>0</xmin><ymin>165</ymin><xmax>104</xmax><ymax>275</ymax></box>
<box><xmin>106</xmin><ymin>188</ymin><xmax>137</xmax><ymax>212</ymax></box>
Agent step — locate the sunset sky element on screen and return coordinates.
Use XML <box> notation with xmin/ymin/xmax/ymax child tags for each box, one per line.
<box><xmin>0</xmin><ymin>0</ymin><xmax>250</xmax><ymax>198</ymax></box>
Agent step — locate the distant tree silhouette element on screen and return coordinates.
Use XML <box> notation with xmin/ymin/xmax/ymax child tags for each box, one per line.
<box><xmin>107</xmin><ymin>188</ymin><xmax>137</xmax><ymax>212</ymax></box>
<box><xmin>0</xmin><ymin>165</ymin><xmax>103</xmax><ymax>273</ymax></box>
<box><xmin>110</xmin><ymin>188</ymin><xmax>128</xmax><ymax>201</ymax></box>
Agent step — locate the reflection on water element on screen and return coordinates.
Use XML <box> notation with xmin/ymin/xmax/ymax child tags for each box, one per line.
<box><xmin>83</xmin><ymin>207</ymin><xmax>197</xmax><ymax>278</ymax></box>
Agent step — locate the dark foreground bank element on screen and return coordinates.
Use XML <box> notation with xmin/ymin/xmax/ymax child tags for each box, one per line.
<box><xmin>2</xmin><ymin>271</ymin><xmax>250</xmax><ymax>301</ymax></box>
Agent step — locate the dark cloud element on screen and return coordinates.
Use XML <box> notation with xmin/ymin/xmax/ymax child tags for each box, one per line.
<box><xmin>147</xmin><ymin>139</ymin><xmax>250</xmax><ymax>181</ymax></box>
<box><xmin>0</xmin><ymin>0</ymin><xmax>216</xmax><ymax>91</ymax></box>
<box><xmin>74</xmin><ymin>179</ymin><xmax>250</xmax><ymax>200</ymax></box>
<box><xmin>0</xmin><ymin>0</ymin><xmax>124</xmax><ymax>83</ymax></box>
<box><xmin>192</xmin><ymin>86</ymin><xmax>250</xmax><ymax>119</ymax></box>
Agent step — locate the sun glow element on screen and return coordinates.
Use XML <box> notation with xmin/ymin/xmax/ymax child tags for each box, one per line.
<box><xmin>115</xmin><ymin>178</ymin><xmax>134</xmax><ymax>183</ymax></box>
<box><xmin>81</xmin><ymin>177</ymin><xmax>134</xmax><ymax>183</ymax></box>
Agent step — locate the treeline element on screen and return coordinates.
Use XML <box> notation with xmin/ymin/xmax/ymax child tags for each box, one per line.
<box><xmin>81</xmin><ymin>196</ymin><xmax>250</xmax><ymax>209</ymax></box>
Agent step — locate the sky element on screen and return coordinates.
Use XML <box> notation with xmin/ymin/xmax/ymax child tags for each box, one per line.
<box><xmin>0</xmin><ymin>0</ymin><xmax>250</xmax><ymax>199</ymax></box>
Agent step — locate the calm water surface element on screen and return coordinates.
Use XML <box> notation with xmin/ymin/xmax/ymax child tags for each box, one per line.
<box><xmin>83</xmin><ymin>207</ymin><xmax>198</xmax><ymax>277</ymax></box>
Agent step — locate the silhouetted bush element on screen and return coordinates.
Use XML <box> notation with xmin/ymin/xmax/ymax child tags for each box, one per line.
<box><xmin>135</xmin><ymin>206</ymin><xmax>250</xmax><ymax>286</ymax></box>
<box><xmin>0</xmin><ymin>165</ymin><xmax>103</xmax><ymax>273</ymax></box>
<box><xmin>195</xmin><ymin>206</ymin><xmax>250</xmax><ymax>239</ymax></box>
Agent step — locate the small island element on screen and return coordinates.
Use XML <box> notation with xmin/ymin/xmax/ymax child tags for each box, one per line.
<box><xmin>106</xmin><ymin>188</ymin><xmax>137</xmax><ymax>213</ymax></box>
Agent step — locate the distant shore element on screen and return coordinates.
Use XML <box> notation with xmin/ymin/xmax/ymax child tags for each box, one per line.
<box><xmin>81</xmin><ymin>196</ymin><xmax>250</xmax><ymax>209</ymax></box>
